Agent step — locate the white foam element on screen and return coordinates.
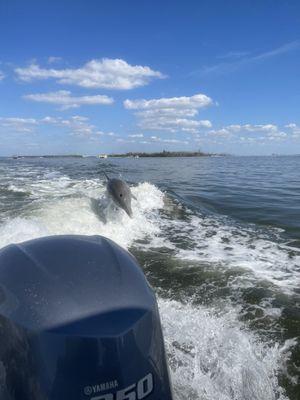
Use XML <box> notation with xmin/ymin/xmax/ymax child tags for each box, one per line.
<box><xmin>0</xmin><ymin>180</ymin><xmax>164</xmax><ymax>250</ymax></box>
<box><xmin>0</xmin><ymin>166</ymin><xmax>298</xmax><ymax>399</ymax></box>
<box><xmin>1</xmin><ymin>169</ymin><xmax>299</xmax><ymax>295</ymax></box>
<box><xmin>145</xmin><ymin>212</ymin><xmax>300</xmax><ymax>294</ymax></box>
<box><xmin>7</xmin><ymin>184</ymin><xmax>28</xmax><ymax>194</ymax></box>
<box><xmin>159</xmin><ymin>298</ymin><xmax>294</xmax><ymax>400</ymax></box>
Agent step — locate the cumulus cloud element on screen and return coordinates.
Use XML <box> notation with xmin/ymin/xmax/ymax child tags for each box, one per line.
<box><xmin>124</xmin><ymin>93</ymin><xmax>212</xmax><ymax>110</ymax></box>
<box><xmin>134</xmin><ymin>108</ymin><xmax>199</xmax><ymax>118</ymax></box>
<box><xmin>116</xmin><ymin>138</ymin><xmax>136</xmax><ymax>144</ymax></box>
<box><xmin>0</xmin><ymin>115</ymin><xmax>116</xmax><ymax>137</ymax></box>
<box><xmin>124</xmin><ymin>93</ymin><xmax>213</xmax><ymax>133</ymax></box>
<box><xmin>41</xmin><ymin>115</ymin><xmax>116</xmax><ymax>137</ymax></box>
<box><xmin>208</xmin><ymin>128</ymin><xmax>233</xmax><ymax>138</ymax></box>
<box><xmin>285</xmin><ymin>123</ymin><xmax>300</xmax><ymax>138</ymax></box>
<box><xmin>15</xmin><ymin>58</ymin><xmax>165</xmax><ymax>90</ymax></box>
<box><xmin>95</xmin><ymin>131</ymin><xmax>119</xmax><ymax>139</ymax></box>
<box><xmin>209</xmin><ymin>124</ymin><xmax>278</xmax><ymax>135</ymax></box>
<box><xmin>207</xmin><ymin>123</ymin><xmax>294</xmax><ymax>143</ymax></box>
<box><xmin>149</xmin><ymin>135</ymin><xmax>189</xmax><ymax>145</ymax></box>
<box><xmin>116</xmin><ymin>135</ymin><xmax>189</xmax><ymax>145</ymax></box>
<box><xmin>55</xmin><ymin>116</ymin><xmax>96</xmax><ymax>136</ymax></box>
<box><xmin>208</xmin><ymin>124</ymin><xmax>280</xmax><ymax>138</ymax></box>
<box><xmin>0</xmin><ymin>117</ymin><xmax>38</xmax><ymax>133</ymax></box>
<box><xmin>232</xmin><ymin>124</ymin><xmax>278</xmax><ymax>133</ymax></box>
<box><xmin>23</xmin><ymin>90</ymin><xmax>114</xmax><ymax>110</ymax></box>
<box><xmin>140</xmin><ymin>117</ymin><xmax>212</xmax><ymax>133</ymax></box>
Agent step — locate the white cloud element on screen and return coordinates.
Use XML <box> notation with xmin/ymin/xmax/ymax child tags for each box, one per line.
<box><xmin>0</xmin><ymin>117</ymin><xmax>38</xmax><ymax>132</ymax></box>
<box><xmin>0</xmin><ymin>115</ymin><xmax>116</xmax><ymax>138</ymax></box>
<box><xmin>285</xmin><ymin>123</ymin><xmax>300</xmax><ymax>138</ymax></box>
<box><xmin>47</xmin><ymin>56</ymin><xmax>62</xmax><ymax>64</ymax></box>
<box><xmin>58</xmin><ymin>116</ymin><xmax>96</xmax><ymax>136</ymax></box>
<box><xmin>209</xmin><ymin>124</ymin><xmax>279</xmax><ymax>137</ymax></box>
<box><xmin>124</xmin><ymin>93</ymin><xmax>213</xmax><ymax>133</ymax></box>
<box><xmin>116</xmin><ymin>138</ymin><xmax>136</xmax><ymax>144</ymax></box>
<box><xmin>0</xmin><ymin>71</ymin><xmax>5</xmax><ymax>81</ymax></box>
<box><xmin>140</xmin><ymin>117</ymin><xmax>211</xmax><ymax>133</ymax></box>
<box><xmin>15</xmin><ymin>58</ymin><xmax>165</xmax><ymax>90</ymax></box>
<box><xmin>128</xmin><ymin>133</ymin><xmax>144</xmax><ymax>138</ymax></box>
<box><xmin>149</xmin><ymin>135</ymin><xmax>189</xmax><ymax>145</ymax></box>
<box><xmin>44</xmin><ymin>115</ymin><xmax>117</xmax><ymax>137</ymax></box>
<box><xmin>285</xmin><ymin>123</ymin><xmax>297</xmax><ymax>129</ymax></box>
<box><xmin>219</xmin><ymin>124</ymin><xmax>278</xmax><ymax>133</ymax></box>
<box><xmin>207</xmin><ymin>123</ymin><xmax>293</xmax><ymax>143</ymax></box>
<box><xmin>208</xmin><ymin>128</ymin><xmax>232</xmax><ymax>138</ymax></box>
<box><xmin>124</xmin><ymin>93</ymin><xmax>212</xmax><ymax>110</ymax></box>
<box><xmin>23</xmin><ymin>90</ymin><xmax>114</xmax><ymax>110</ymax></box>
<box><xmin>243</xmin><ymin>124</ymin><xmax>278</xmax><ymax>133</ymax></box>
<box><xmin>0</xmin><ymin>117</ymin><xmax>38</xmax><ymax>125</ymax></box>
<box><xmin>134</xmin><ymin>108</ymin><xmax>199</xmax><ymax>118</ymax></box>
<box><xmin>267</xmin><ymin>131</ymin><xmax>287</xmax><ymax>140</ymax></box>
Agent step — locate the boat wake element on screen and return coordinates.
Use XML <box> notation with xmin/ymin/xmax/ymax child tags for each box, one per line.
<box><xmin>0</xmin><ymin>165</ymin><xmax>298</xmax><ymax>399</ymax></box>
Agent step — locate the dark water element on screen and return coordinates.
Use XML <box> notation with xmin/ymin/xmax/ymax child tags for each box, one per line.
<box><xmin>0</xmin><ymin>155</ymin><xmax>299</xmax><ymax>399</ymax></box>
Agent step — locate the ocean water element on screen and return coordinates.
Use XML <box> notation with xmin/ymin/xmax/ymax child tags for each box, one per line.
<box><xmin>0</xmin><ymin>155</ymin><xmax>299</xmax><ymax>400</ymax></box>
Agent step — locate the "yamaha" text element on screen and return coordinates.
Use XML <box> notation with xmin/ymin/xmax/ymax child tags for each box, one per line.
<box><xmin>89</xmin><ymin>373</ymin><xmax>153</xmax><ymax>400</ymax></box>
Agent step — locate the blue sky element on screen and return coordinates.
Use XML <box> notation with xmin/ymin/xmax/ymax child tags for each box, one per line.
<box><xmin>0</xmin><ymin>0</ymin><xmax>300</xmax><ymax>156</ymax></box>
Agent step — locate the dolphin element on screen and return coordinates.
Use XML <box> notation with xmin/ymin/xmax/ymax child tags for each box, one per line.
<box><xmin>104</xmin><ymin>173</ymin><xmax>136</xmax><ymax>218</ymax></box>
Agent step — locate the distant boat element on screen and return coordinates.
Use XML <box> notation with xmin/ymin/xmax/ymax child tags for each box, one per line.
<box><xmin>98</xmin><ymin>154</ymin><xmax>108</xmax><ymax>159</ymax></box>
<box><xmin>134</xmin><ymin>155</ymin><xmax>139</xmax><ymax>158</ymax></box>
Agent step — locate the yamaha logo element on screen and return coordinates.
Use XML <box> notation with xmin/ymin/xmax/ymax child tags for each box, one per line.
<box><xmin>84</xmin><ymin>373</ymin><xmax>153</xmax><ymax>400</ymax></box>
<box><xmin>84</xmin><ymin>380</ymin><xmax>118</xmax><ymax>396</ymax></box>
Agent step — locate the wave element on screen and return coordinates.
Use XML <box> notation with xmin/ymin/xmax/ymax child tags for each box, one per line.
<box><xmin>160</xmin><ymin>298</ymin><xmax>295</xmax><ymax>400</ymax></box>
<box><xmin>0</xmin><ymin>180</ymin><xmax>164</xmax><ymax>250</ymax></box>
<box><xmin>0</xmin><ymin>171</ymin><xmax>299</xmax><ymax>294</ymax></box>
<box><xmin>0</xmin><ymin>169</ymin><xmax>298</xmax><ymax>399</ymax></box>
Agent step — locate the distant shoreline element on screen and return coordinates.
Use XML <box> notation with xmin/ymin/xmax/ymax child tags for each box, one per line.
<box><xmin>108</xmin><ymin>151</ymin><xmax>217</xmax><ymax>158</ymax></box>
<box><xmin>4</xmin><ymin>153</ymin><xmax>300</xmax><ymax>159</ymax></box>
<box><xmin>9</xmin><ymin>151</ymin><xmax>226</xmax><ymax>159</ymax></box>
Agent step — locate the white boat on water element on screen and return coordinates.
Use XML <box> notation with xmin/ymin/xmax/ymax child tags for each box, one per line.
<box><xmin>98</xmin><ymin>154</ymin><xmax>108</xmax><ymax>159</ymax></box>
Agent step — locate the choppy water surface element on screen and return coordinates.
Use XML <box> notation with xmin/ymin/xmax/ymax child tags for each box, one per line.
<box><xmin>0</xmin><ymin>155</ymin><xmax>299</xmax><ymax>400</ymax></box>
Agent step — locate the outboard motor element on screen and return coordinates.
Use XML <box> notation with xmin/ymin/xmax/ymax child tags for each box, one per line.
<box><xmin>0</xmin><ymin>235</ymin><xmax>173</xmax><ymax>400</ymax></box>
